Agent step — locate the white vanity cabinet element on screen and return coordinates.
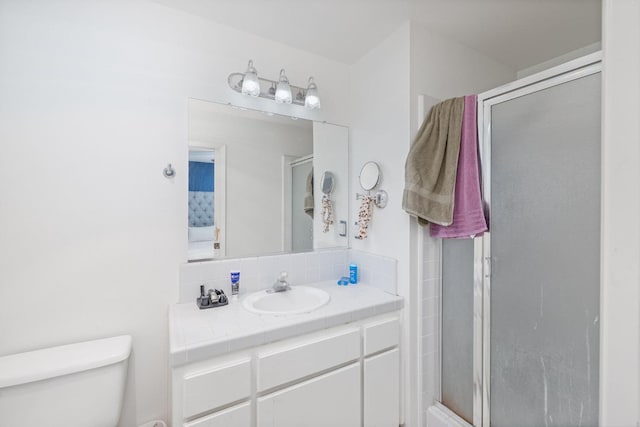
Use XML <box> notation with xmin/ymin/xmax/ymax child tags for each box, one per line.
<box><xmin>170</xmin><ymin>313</ymin><xmax>400</xmax><ymax>427</ymax></box>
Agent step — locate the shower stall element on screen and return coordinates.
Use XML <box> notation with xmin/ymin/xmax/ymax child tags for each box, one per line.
<box><xmin>424</xmin><ymin>53</ymin><xmax>602</xmax><ymax>427</ymax></box>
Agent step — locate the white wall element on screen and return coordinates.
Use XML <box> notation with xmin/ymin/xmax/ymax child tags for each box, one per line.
<box><xmin>349</xmin><ymin>22</ymin><xmax>412</xmax><ymax>422</ymax></box>
<box><xmin>600</xmin><ymin>1</ymin><xmax>640</xmax><ymax>425</ymax></box>
<box><xmin>188</xmin><ymin>99</ymin><xmax>313</xmax><ymax>258</ymax></box>
<box><xmin>0</xmin><ymin>1</ymin><xmax>350</xmax><ymax>425</ymax></box>
<box><xmin>349</xmin><ymin>22</ymin><xmax>411</xmax><ymax>286</ymax></box>
<box><xmin>517</xmin><ymin>41</ymin><xmax>602</xmax><ymax>79</ymax></box>
<box><xmin>409</xmin><ymin>22</ymin><xmax>517</xmax><ymax>113</ymax></box>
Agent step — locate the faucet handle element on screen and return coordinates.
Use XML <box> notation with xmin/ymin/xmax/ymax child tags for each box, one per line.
<box><xmin>279</xmin><ymin>271</ymin><xmax>288</xmax><ymax>282</ymax></box>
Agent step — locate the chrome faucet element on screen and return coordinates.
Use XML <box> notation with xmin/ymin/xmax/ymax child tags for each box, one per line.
<box><xmin>269</xmin><ymin>271</ymin><xmax>291</xmax><ymax>293</ymax></box>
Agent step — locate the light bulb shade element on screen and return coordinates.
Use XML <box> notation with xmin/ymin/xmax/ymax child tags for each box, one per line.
<box><xmin>304</xmin><ymin>77</ymin><xmax>321</xmax><ymax>109</ymax></box>
<box><xmin>275</xmin><ymin>69</ymin><xmax>292</xmax><ymax>104</ymax></box>
<box><xmin>241</xmin><ymin>60</ymin><xmax>261</xmax><ymax>97</ymax></box>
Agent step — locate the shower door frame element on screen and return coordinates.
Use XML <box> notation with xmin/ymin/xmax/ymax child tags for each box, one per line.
<box><xmin>435</xmin><ymin>52</ymin><xmax>602</xmax><ymax>427</ymax></box>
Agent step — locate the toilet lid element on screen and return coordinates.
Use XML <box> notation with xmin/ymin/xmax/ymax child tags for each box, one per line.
<box><xmin>0</xmin><ymin>335</ymin><xmax>132</xmax><ymax>388</ymax></box>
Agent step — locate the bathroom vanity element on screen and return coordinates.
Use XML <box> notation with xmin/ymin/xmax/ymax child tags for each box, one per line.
<box><xmin>169</xmin><ymin>281</ymin><xmax>403</xmax><ymax>427</ymax></box>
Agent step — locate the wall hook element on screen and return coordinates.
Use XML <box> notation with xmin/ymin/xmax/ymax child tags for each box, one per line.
<box><xmin>163</xmin><ymin>164</ymin><xmax>175</xmax><ymax>178</ymax></box>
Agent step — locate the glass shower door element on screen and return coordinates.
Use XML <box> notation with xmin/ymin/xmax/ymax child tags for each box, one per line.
<box><xmin>441</xmin><ymin>238</ymin><xmax>475</xmax><ymax>424</ymax></box>
<box><xmin>488</xmin><ymin>71</ymin><xmax>601</xmax><ymax>427</ymax></box>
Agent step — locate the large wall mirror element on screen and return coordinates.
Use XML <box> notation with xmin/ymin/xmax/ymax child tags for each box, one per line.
<box><xmin>187</xmin><ymin>99</ymin><xmax>349</xmax><ymax>261</ymax></box>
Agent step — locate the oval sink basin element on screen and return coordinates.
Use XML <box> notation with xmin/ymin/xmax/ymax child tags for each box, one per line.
<box><xmin>243</xmin><ymin>286</ymin><xmax>331</xmax><ymax>315</ymax></box>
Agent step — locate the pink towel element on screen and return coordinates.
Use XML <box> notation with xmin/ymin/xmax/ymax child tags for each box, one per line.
<box><xmin>430</xmin><ymin>95</ymin><xmax>488</xmax><ymax>238</ymax></box>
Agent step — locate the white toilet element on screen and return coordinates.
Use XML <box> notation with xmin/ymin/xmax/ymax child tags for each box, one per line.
<box><xmin>0</xmin><ymin>335</ymin><xmax>132</xmax><ymax>427</ymax></box>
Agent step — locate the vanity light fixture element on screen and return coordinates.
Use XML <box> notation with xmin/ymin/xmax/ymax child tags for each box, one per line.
<box><xmin>304</xmin><ymin>77</ymin><xmax>321</xmax><ymax>110</ymax></box>
<box><xmin>240</xmin><ymin>60</ymin><xmax>260</xmax><ymax>97</ymax></box>
<box><xmin>275</xmin><ymin>69</ymin><xmax>292</xmax><ymax>104</ymax></box>
<box><xmin>228</xmin><ymin>60</ymin><xmax>321</xmax><ymax>109</ymax></box>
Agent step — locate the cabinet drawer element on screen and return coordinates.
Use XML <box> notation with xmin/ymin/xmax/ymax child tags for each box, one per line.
<box><xmin>184</xmin><ymin>402</ymin><xmax>251</xmax><ymax>427</ymax></box>
<box><xmin>363</xmin><ymin>317</ymin><xmax>400</xmax><ymax>356</ymax></box>
<box><xmin>257</xmin><ymin>328</ymin><xmax>360</xmax><ymax>392</ymax></box>
<box><xmin>183</xmin><ymin>358</ymin><xmax>251</xmax><ymax>419</ymax></box>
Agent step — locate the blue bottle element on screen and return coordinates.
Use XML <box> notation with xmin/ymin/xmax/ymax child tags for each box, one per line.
<box><xmin>349</xmin><ymin>264</ymin><xmax>358</xmax><ymax>284</ymax></box>
<box><xmin>230</xmin><ymin>271</ymin><xmax>240</xmax><ymax>296</ymax></box>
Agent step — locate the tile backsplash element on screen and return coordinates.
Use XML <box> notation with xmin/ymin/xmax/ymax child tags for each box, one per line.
<box><xmin>348</xmin><ymin>249</ymin><xmax>397</xmax><ymax>295</ymax></box>
<box><xmin>178</xmin><ymin>248</ymin><xmax>397</xmax><ymax>303</ymax></box>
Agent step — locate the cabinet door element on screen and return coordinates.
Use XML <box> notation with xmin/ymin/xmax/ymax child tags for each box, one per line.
<box><xmin>364</xmin><ymin>348</ymin><xmax>399</xmax><ymax>427</ymax></box>
<box><xmin>257</xmin><ymin>363</ymin><xmax>360</xmax><ymax>427</ymax></box>
<box><xmin>183</xmin><ymin>402</ymin><xmax>251</xmax><ymax>427</ymax></box>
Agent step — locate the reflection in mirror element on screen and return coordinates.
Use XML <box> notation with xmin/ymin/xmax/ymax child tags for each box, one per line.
<box><xmin>188</xmin><ymin>149</ymin><xmax>217</xmax><ymax>260</ymax></box>
<box><xmin>319</xmin><ymin>171</ymin><xmax>335</xmax><ymax>234</ymax></box>
<box><xmin>188</xmin><ymin>147</ymin><xmax>224</xmax><ymax>259</ymax></box>
<box><xmin>359</xmin><ymin>161</ymin><xmax>380</xmax><ymax>190</ymax></box>
<box><xmin>321</xmin><ymin>171</ymin><xmax>335</xmax><ymax>195</ymax></box>
<box><xmin>290</xmin><ymin>156</ymin><xmax>313</xmax><ymax>253</ymax></box>
<box><xmin>187</xmin><ymin>99</ymin><xmax>349</xmax><ymax>261</ymax></box>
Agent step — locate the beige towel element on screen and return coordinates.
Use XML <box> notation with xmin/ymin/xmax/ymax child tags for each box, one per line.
<box><xmin>402</xmin><ymin>97</ymin><xmax>464</xmax><ymax>226</ymax></box>
<box><xmin>304</xmin><ymin>168</ymin><xmax>314</xmax><ymax>218</ymax></box>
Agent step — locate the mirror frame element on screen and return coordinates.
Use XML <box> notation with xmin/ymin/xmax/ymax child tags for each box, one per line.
<box><xmin>359</xmin><ymin>161</ymin><xmax>380</xmax><ymax>191</ymax></box>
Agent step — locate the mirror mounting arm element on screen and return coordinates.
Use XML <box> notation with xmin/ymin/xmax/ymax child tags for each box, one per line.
<box><xmin>356</xmin><ymin>190</ymin><xmax>388</xmax><ymax>209</ymax></box>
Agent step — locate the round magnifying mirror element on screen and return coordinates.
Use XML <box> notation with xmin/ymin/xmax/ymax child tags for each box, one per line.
<box><xmin>359</xmin><ymin>162</ymin><xmax>380</xmax><ymax>191</ymax></box>
<box><xmin>321</xmin><ymin>171</ymin><xmax>335</xmax><ymax>195</ymax></box>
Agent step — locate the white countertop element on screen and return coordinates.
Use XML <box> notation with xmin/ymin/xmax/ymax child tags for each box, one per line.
<box><xmin>169</xmin><ymin>281</ymin><xmax>404</xmax><ymax>366</ymax></box>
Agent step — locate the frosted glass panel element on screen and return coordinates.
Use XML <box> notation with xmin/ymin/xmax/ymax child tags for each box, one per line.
<box><xmin>490</xmin><ymin>73</ymin><xmax>601</xmax><ymax>427</ymax></box>
<box><xmin>441</xmin><ymin>238</ymin><xmax>474</xmax><ymax>423</ymax></box>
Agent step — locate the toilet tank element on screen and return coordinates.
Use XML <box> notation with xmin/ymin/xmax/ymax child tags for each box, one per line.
<box><xmin>0</xmin><ymin>335</ymin><xmax>132</xmax><ymax>427</ymax></box>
